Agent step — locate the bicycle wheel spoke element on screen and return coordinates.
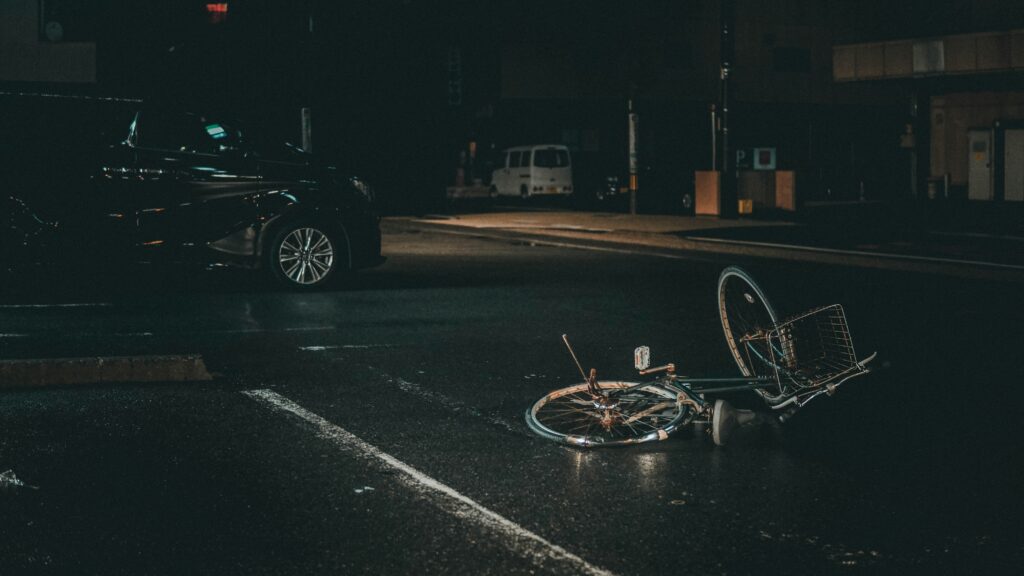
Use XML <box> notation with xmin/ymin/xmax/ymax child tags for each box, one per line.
<box><xmin>718</xmin><ymin>267</ymin><xmax>791</xmax><ymax>405</ymax></box>
<box><xmin>527</xmin><ymin>381</ymin><xmax>689</xmax><ymax>446</ymax></box>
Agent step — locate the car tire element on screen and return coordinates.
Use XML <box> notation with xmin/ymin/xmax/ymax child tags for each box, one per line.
<box><xmin>266</xmin><ymin>222</ymin><xmax>347</xmax><ymax>290</ymax></box>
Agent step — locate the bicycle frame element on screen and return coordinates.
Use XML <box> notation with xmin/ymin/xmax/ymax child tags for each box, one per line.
<box><xmin>611</xmin><ymin>332</ymin><xmax>874</xmax><ymax>419</ymax></box>
<box><xmin>524</xmin><ymin>268</ymin><xmax>877</xmax><ymax>448</ymax></box>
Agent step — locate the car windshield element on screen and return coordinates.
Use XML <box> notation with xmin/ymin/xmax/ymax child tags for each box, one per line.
<box><xmin>533</xmin><ymin>149</ymin><xmax>569</xmax><ymax>168</ymax></box>
<box><xmin>135</xmin><ymin>111</ymin><xmax>245</xmax><ymax>154</ymax></box>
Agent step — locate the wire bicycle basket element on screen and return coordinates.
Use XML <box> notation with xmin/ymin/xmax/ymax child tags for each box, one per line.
<box><xmin>767</xmin><ymin>304</ymin><xmax>862</xmax><ymax>395</ymax></box>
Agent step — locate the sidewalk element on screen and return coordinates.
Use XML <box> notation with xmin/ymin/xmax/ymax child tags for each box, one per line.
<box><xmin>386</xmin><ymin>207</ymin><xmax>1024</xmax><ymax>282</ymax></box>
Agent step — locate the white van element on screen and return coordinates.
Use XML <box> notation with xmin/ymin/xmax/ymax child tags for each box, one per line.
<box><xmin>490</xmin><ymin>145</ymin><xmax>573</xmax><ymax>198</ymax></box>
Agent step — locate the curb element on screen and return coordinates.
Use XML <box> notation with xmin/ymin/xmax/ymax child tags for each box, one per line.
<box><xmin>387</xmin><ymin>218</ymin><xmax>1024</xmax><ymax>283</ymax></box>
<box><xmin>0</xmin><ymin>355</ymin><xmax>212</xmax><ymax>389</ymax></box>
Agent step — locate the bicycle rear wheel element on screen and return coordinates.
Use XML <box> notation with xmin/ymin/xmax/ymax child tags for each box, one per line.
<box><xmin>526</xmin><ymin>381</ymin><xmax>690</xmax><ymax>447</ymax></box>
<box><xmin>717</xmin><ymin>266</ymin><xmax>785</xmax><ymax>403</ymax></box>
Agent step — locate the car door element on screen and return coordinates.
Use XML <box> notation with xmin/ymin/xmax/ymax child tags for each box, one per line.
<box><xmin>130</xmin><ymin>111</ymin><xmax>261</xmax><ymax>261</ymax></box>
<box><xmin>517</xmin><ymin>149</ymin><xmax>532</xmax><ymax>194</ymax></box>
<box><xmin>504</xmin><ymin>150</ymin><xmax>522</xmax><ymax>195</ymax></box>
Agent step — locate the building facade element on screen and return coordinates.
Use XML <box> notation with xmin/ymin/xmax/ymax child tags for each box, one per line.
<box><xmin>832</xmin><ymin>1</ymin><xmax>1024</xmax><ymax>203</ymax></box>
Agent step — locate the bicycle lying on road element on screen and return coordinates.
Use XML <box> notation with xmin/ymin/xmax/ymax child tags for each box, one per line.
<box><xmin>525</xmin><ymin>266</ymin><xmax>877</xmax><ymax>447</ymax></box>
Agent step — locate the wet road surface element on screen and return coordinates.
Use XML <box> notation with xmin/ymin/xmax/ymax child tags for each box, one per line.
<box><xmin>1</xmin><ymin>224</ymin><xmax>1022</xmax><ymax>574</ymax></box>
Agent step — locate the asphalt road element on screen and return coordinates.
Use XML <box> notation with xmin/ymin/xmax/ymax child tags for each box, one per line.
<box><xmin>1</xmin><ymin>222</ymin><xmax>1022</xmax><ymax>575</ymax></box>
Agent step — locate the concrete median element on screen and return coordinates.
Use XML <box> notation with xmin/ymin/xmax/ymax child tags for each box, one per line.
<box><xmin>0</xmin><ymin>355</ymin><xmax>212</xmax><ymax>389</ymax></box>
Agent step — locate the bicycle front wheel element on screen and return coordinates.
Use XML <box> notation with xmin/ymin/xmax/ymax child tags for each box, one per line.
<box><xmin>717</xmin><ymin>266</ymin><xmax>785</xmax><ymax>402</ymax></box>
<box><xmin>526</xmin><ymin>381</ymin><xmax>691</xmax><ymax>447</ymax></box>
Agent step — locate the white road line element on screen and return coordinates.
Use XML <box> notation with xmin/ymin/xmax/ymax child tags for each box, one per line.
<box><xmin>192</xmin><ymin>327</ymin><xmax>335</xmax><ymax>336</ymax></box>
<box><xmin>377</xmin><ymin>372</ymin><xmax>520</xmax><ymax>434</ymax></box>
<box><xmin>242</xmin><ymin>389</ymin><xmax>618</xmax><ymax>576</ymax></box>
<box><xmin>298</xmin><ymin>344</ymin><xmax>392</xmax><ymax>351</ymax></box>
<box><xmin>0</xmin><ymin>303</ymin><xmax>113</xmax><ymax>309</ymax></box>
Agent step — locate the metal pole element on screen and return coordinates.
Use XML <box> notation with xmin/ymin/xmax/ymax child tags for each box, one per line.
<box><xmin>628</xmin><ymin>98</ymin><xmax>639</xmax><ymax>215</ymax></box>
<box><xmin>909</xmin><ymin>91</ymin><xmax>920</xmax><ymax>200</ymax></box>
<box><xmin>301</xmin><ymin>0</ymin><xmax>315</xmax><ymax>154</ymax></box>
<box><xmin>301</xmin><ymin>107</ymin><xmax>313</xmax><ymax>153</ymax></box>
<box><xmin>710</xmin><ymin>104</ymin><xmax>717</xmax><ymax>171</ymax></box>
<box><xmin>719</xmin><ymin>0</ymin><xmax>737</xmax><ymax>218</ymax></box>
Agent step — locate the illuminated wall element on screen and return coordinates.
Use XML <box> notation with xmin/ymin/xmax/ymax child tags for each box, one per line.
<box><xmin>0</xmin><ymin>0</ymin><xmax>96</xmax><ymax>83</ymax></box>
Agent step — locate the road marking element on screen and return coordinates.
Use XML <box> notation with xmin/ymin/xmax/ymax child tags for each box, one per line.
<box><xmin>192</xmin><ymin>327</ymin><xmax>335</xmax><ymax>335</ymax></box>
<box><xmin>242</xmin><ymin>389</ymin><xmax>618</xmax><ymax>576</ymax></box>
<box><xmin>376</xmin><ymin>372</ymin><xmax>520</xmax><ymax>434</ymax></box>
<box><xmin>0</xmin><ymin>303</ymin><xmax>113</xmax><ymax>309</ymax></box>
<box><xmin>298</xmin><ymin>344</ymin><xmax>392</xmax><ymax>351</ymax></box>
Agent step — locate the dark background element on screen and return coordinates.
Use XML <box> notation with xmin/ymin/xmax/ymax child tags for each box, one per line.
<box><xmin>8</xmin><ymin>1</ymin><xmax>1024</xmax><ymax>212</ymax></box>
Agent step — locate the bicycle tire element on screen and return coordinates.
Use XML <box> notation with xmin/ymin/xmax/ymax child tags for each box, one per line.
<box><xmin>525</xmin><ymin>381</ymin><xmax>691</xmax><ymax>447</ymax></box>
<box><xmin>717</xmin><ymin>266</ymin><xmax>786</xmax><ymax>403</ymax></box>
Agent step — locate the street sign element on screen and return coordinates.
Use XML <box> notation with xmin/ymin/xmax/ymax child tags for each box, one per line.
<box><xmin>736</xmin><ymin>147</ymin><xmax>776</xmax><ymax>170</ymax></box>
<box><xmin>735</xmin><ymin>148</ymin><xmax>752</xmax><ymax>170</ymax></box>
<box><xmin>753</xmin><ymin>147</ymin><xmax>776</xmax><ymax>170</ymax></box>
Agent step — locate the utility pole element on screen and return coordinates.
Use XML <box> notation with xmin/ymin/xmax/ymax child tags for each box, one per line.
<box><xmin>710</xmin><ymin>103</ymin><xmax>717</xmax><ymax>171</ymax></box>
<box><xmin>628</xmin><ymin>98</ymin><xmax>639</xmax><ymax>215</ymax></box>
<box><xmin>719</xmin><ymin>0</ymin><xmax>737</xmax><ymax>218</ymax></box>
<box><xmin>301</xmin><ymin>0</ymin><xmax>316</xmax><ymax>153</ymax></box>
<box><xmin>301</xmin><ymin>107</ymin><xmax>313</xmax><ymax>153</ymax></box>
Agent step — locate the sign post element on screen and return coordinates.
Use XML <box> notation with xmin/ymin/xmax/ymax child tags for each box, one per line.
<box><xmin>301</xmin><ymin>107</ymin><xmax>313</xmax><ymax>153</ymax></box>
<box><xmin>719</xmin><ymin>0</ymin><xmax>737</xmax><ymax>218</ymax></box>
<box><xmin>628</xmin><ymin>99</ymin><xmax>639</xmax><ymax>215</ymax></box>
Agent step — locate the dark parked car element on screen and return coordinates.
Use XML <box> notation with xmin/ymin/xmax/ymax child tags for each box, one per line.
<box><xmin>1</xmin><ymin>94</ymin><xmax>383</xmax><ymax>289</ymax></box>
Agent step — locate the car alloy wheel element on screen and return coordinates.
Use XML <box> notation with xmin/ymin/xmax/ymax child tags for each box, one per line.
<box><xmin>277</xmin><ymin>226</ymin><xmax>335</xmax><ymax>286</ymax></box>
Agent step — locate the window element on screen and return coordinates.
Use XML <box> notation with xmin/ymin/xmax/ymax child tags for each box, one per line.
<box><xmin>533</xmin><ymin>149</ymin><xmax>569</xmax><ymax>168</ymax></box>
<box><xmin>39</xmin><ymin>0</ymin><xmax>97</xmax><ymax>42</ymax></box>
<box><xmin>521</xmin><ymin>150</ymin><xmax>532</xmax><ymax>167</ymax></box>
<box><xmin>135</xmin><ymin>111</ymin><xmax>241</xmax><ymax>154</ymax></box>
<box><xmin>774</xmin><ymin>47</ymin><xmax>811</xmax><ymax>74</ymax></box>
<box><xmin>509</xmin><ymin>151</ymin><xmax>522</xmax><ymax>168</ymax></box>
